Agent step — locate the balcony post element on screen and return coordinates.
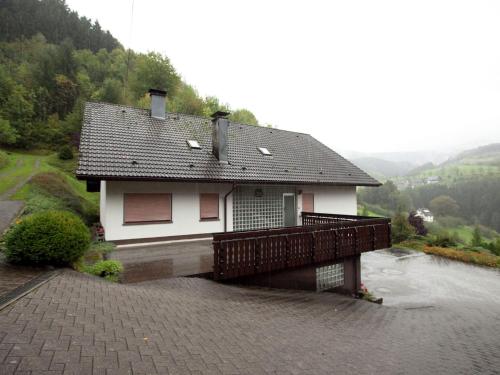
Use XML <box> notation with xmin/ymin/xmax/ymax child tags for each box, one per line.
<box><xmin>341</xmin><ymin>255</ymin><xmax>361</xmax><ymax>295</ymax></box>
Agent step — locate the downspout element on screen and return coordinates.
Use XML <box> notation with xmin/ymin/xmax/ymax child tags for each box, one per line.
<box><xmin>224</xmin><ymin>183</ymin><xmax>237</xmax><ymax>232</ymax></box>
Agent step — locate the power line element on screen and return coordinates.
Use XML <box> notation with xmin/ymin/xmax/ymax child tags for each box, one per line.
<box><xmin>124</xmin><ymin>0</ymin><xmax>134</xmax><ymax>98</ymax></box>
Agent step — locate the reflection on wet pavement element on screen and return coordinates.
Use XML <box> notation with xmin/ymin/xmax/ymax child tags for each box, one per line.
<box><xmin>361</xmin><ymin>248</ymin><xmax>500</xmax><ymax>308</ymax></box>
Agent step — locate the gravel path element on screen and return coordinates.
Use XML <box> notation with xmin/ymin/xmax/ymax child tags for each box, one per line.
<box><xmin>0</xmin><ymin>201</ymin><xmax>24</xmax><ymax>235</ymax></box>
<box><xmin>0</xmin><ymin>158</ymin><xmax>40</xmax><ymax>201</ymax></box>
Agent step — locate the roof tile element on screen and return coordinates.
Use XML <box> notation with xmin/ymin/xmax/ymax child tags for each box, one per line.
<box><xmin>76</xmin><ymin>102</ymin><xmax>380</xmax><ymax>186</ymax></box>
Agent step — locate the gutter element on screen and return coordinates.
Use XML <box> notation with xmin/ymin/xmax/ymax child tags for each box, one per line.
<box><xmin>223</xmin><ymin>183</ymin><xmax>237</xmax><ymax>232</ymax></box>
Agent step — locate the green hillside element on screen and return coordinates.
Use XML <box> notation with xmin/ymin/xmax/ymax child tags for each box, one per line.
<box><xmin>351</xmin><ymin>157</ymin><xmax>415</xmax><ymax>181</ymax></box>
<box><xmin>393</xmin><ymin>143</ymin><xmax>500</xmax><ymax>186</ymax></box>
<box><xmin>0</xmin><ymin>0</ymin><xmax>260</xmax><ymax>153</ymax></box>
<box><xmin>0</xmin><ymin>148</ymin><xmax>98</xmax><ymax>224</ymax></box>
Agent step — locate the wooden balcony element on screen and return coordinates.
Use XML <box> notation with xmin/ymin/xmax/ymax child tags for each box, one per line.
<box><xmin>213</xmin><ymin>212</ymin><xmax>391</xmax><ymax>281</ymax></box>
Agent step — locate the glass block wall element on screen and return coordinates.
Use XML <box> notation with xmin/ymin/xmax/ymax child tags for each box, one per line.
<box><xmin>232</xmin><ymin>185</ymin><xmax>295</xmax><ymax>231</ymax></box>
<box><xmin>316</xmin><ymin>263</ymin><xmax>344</xmax><ymax>291</ymax></box>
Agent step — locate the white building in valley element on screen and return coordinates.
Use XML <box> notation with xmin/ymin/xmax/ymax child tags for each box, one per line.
<box><xmin>416</xmin><ymin>208</ymin><xmax>434</xmax><ymax>222</ymax></box>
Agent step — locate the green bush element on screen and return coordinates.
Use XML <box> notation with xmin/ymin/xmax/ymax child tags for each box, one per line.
<box><xmin>29</xmin><ymin>172</ymin><xmax>98</xmax><ymax>224</ymax></box>
<box><xmin>436</xmin><ymin>215</ymin><xmax>466</xmax><ymax>228</ymax></box>
<box><xmin>83</xmin><ymin>241</ymin><xmax>116</xmax><ymax>263</ymax></box>
<box><xmin>86</xmin><ymin>260</ymin><xmax>123</xmax><ymax>282</ymax></box>
<box><xmin>58</xmin><ymin>145</ymin><xmax>74</xmax><ymax>160</ymax></box>
<box><xmin>426</xmin><ymin>230</ymin><xmax>459</xmax><ymax>248</ymax></box>
<box><xmin>4</xmin><ymin>210</ymin><xmax>90</xmax><ymax>265</ymax></box>
<box><xmin>391</xmin><ymin>212</ymin><xmax>415</xmax><ymax>243</ymax></box>
<box><xmin>89</xmin><ymin>241</ymin><xmax>116</xmax><ymax>255</ymax></box>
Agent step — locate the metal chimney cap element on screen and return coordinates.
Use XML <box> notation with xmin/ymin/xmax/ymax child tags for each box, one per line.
<box><xmin>210</xmin><ymin>111</ymin><xmax>230</xmax><ymax>119</ymax></box>
<box><xmin>148</xmin><ymin>88</ymin><xmax>167</xmax><ymax>97</ymax></box>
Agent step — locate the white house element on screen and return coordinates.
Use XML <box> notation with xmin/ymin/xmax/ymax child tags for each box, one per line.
<box><xmin>77</xmin><ymin>89</ymin><xmax>380</xmax><ymax>243</ymax></box>
<box><xmin>416</xmin><ymin>208</ymin><xmax>434</xmax><ymax>222</ymax></box>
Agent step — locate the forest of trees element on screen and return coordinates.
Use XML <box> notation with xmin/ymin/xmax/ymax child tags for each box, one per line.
<box><xmin>0</xmin><ymin>0</ymin><xmax>259</xmax><ymax>150</ymax></box>
<box><xmin>0</xmin><ymin>0</ymin><xmax>120</xmax><ymax>52</ymax></box>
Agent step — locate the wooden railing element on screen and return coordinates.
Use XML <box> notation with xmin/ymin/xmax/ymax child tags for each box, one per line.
<box><xmin>213</xmin><ymin>213</ymin><xmax>391</xmax><ymax>281</ymax></box>
<box><xmin>302</xmin><ymin>212</ymin><xmax>376</xmax><ymax>225</ymax></box>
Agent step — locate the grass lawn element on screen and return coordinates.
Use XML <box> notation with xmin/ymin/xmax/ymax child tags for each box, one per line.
<box><xmin>1</xmin><ymin>148</ymin><xmax>98</xmax><ymax>210</ymax></box>
<box><xmin>0</xmin><ymin>152</ymin><xmax>49</xmax><ymax>196</ymax></box>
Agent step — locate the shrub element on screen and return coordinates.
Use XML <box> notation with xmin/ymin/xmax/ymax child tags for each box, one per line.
<box><xmin>4</xmin><ymin>210</ymin><xmax>90</xmax><ymax>265</ymax></box>
<box><xmin>58</xmin><ymin>145</ymin><xmax>74</xmax><ymax>160</ymax></box>
<box><xmin>0</xmin><ymin>150</ymin><xmax>8</xmax><ymax>169</ymax></box>
<box><xmin>408</xmin><ymin>211</ymin><xmax>428</xmax><ymax>236</ymax></box>
<box><xmin>484</xmin><ymin>238</ymin><xmax>500</xmax><ymax>256</ymax></box>
<box><xmin>391</xmin><ymin>212</ymin><xmax>415</xmax><ymax>243</ymax></box>
<box><xmin>424</xmin><ymin>246</ymin><xmax>500</xmax><ymax>268</ymax></box>
<box><xmin>83</xmin><ymin>241</ymin><xmax>116</xmax><ymax>263</ymax></box>
<box><xmin>471</xmin><ymin>226</ymin><xmax>482</xmax><ymax>247</ymax></box>
<box><xmin>426</xmin><ymin>230</ymin><xmax>458</xmax><ymax>248</ymax></box>
<box><xmin>29</xmin><ymin>172</ymin><xmax>98</xmax><ymax>224</ymax></box>
<box><xmin>89</xmin><ymin>241</ymin><xmax>116</xmax><ymax>255</ymax></box>
<box><xmin>436</xmin><ymin>215</ymin><xmax>466</xmax><ymax>228</ymax></box>
<box><xmin>86</xmin><ymin>260</ymin><xmax>123</xmax><ymax>282</ymax></box>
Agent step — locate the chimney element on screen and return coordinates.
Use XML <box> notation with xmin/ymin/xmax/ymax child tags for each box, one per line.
<box><xmin>149</xmin><ymin>88</ymin><xmax>166</xmax><ymax>119</ymax></box>
<box><xmin>211</xmin><ymin>111</ymin><xmax>230</xmax><ymax>164</ymax></box>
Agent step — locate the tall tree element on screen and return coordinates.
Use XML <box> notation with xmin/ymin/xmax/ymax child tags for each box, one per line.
<box><xmin>429</xmin><ymin>195</ymin><xmax>459</xmax><ymax>217</ymax></box>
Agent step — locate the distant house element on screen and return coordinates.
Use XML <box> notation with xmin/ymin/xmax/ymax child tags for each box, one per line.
<box><xmin>416</xmin><ymin>208</ymin><xmax>434</xmax><ymax>223</ymax></box>
<box><xmin>76</xmin><ymin>89</ymin><xmax>380</xmax><ymax>243</ymax></box>
<box><xmin>426</xmin><ymin>176</ymin><xmax>441</xmax><ymax>184</ymax></box>
<box><xmin>395</xmin><ymin>180</ymin><xmax>410</xmax><ymax>190</ymax></box>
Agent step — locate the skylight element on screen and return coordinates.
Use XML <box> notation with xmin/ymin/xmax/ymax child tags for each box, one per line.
<box><xmin>258</xmin><ymin>147</ymin><xmax>271</xmax><ymax>155</ymax></box>
<box><xmin>187</xmin><ymin>140</ymin><xmax>201</xmax><ymax>149</ymax></box>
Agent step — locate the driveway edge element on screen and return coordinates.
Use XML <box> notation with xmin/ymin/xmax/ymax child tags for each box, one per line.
<box><xmin>0</xmin><ymin>269</ymin><xmax>60</xmax><ymax>311</ymax></box>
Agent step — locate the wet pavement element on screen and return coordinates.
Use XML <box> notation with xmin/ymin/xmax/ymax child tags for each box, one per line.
<box><xmin>0</xmin><ymin>254</ymin><xmax>47</xmax><ymax>302</ymax></box>
<box><xmin>0</xmin><ymin>251</ymin><xmax>499</xmax><ymax>374</ymax></box>
<box><xmin>362</xmin><ymin>248</ymin><xmax>500</xmax><ymax>308</ymax></box>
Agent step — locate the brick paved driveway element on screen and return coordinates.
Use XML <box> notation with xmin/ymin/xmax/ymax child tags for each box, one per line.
<box><xmin>0</xmin><ymin>256</ymin><xmax>46</xmax><ymax>300</ymax></box>
<box><xmin>1</xmin><ymin>262</ymin><xmax>500</xmax><ymax>374</ymax></box>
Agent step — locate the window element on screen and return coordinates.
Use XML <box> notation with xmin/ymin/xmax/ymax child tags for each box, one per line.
<box><xmin>302</xmin><ymin>193</ymin><xmax>314</xmax><ymax>213</ymax></box>
<box><xmin>258</xmin><ymin>147</ymin><xmax>271</xmax><ymax>155</ymax></box>
<box><xmin>200</xmin><ymin>193</ymin><xmax>219</xmax><ymax>220</ymax></box>
<box><xmin>187</xmin><ymin>140</ymin><xmax>201</xmax><ymax>149</ymax></box>
<box><xmin>124</xmin><ymin>193</ymin><xmax>172</xmax><ymax>224</ymax></box>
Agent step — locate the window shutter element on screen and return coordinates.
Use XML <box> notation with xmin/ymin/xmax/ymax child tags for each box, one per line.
<box><xmin>124</xmin><ymin>193</ymin><xmax>172</xmax><ymax>223</ymax></box>
<box><xmin>200</xmin><ymin>193</ymin><xmax>219</xmax><ymax>219</ymax></box>
<box><xmin>302</xmin><ymin>193</ymin><xmax>314</xmax><ymax>213</ymax></box>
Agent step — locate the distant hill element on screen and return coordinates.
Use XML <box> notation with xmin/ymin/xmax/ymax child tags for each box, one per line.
<box><xmin>0</xmin><ymin>0</ymin><xmax>120</xmax><ymax>52</ymax></box>
<box><xmin>344</xmin><ymin>150</ymin><xmax>450</xmax><ymax>166</ymax></box>
<box><xmin>351</xmin><ymin>157</ymin><xmax>415</xmax><ymax>179</ymax></box>
<box><xmin>390</xmin><ymin>143</ymin><xmax>500</xmax><ymax>186</ymax></box>
<box><xmin>443</xmin><ymin>143</ymin><xmax>500</xmax><ymax>167</ymax></box>
<box><xmin>406</xmin><ymin>162</ymin><xmax>435</xmax><ymax>176</ymax></box>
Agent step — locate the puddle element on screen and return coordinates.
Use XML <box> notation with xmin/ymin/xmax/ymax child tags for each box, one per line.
<box><xmin>381</xmin><ymin>268</ymin><xmax>404</xmax><ymax>275</ymax></box>
<box><xmin>386</xmin><ymin>248</ymin><xmax>414</xmax><ymax>257</ymax></box>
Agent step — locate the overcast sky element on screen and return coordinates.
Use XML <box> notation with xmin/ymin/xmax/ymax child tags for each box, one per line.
<box><xmin>66</xmin><ymin>0</ymin><xmax>500</xmax><ymax>154</ymax></box>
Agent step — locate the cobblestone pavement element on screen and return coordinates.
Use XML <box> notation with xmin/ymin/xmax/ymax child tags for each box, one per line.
<box><xmin>0</xmin><ymin>267</ymin><xmax>499</xmax><ymax>375</ymax></box>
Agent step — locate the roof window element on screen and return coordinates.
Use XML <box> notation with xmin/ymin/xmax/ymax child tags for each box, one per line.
<box><xmin>258</xmin><ymin>147</ymin><xmax>271</xmax><ymax>156</ymax></box>
<box><xmin>187</xmin><ymin>140</ymin><xmax>201</xmax><ymax>149</ymax></box>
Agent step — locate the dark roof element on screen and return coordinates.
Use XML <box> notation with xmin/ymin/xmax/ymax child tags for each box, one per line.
<box><xmin>76</xmin><ymin>102</ymin><xmax>380</xmax><ymax>186</ymax></box>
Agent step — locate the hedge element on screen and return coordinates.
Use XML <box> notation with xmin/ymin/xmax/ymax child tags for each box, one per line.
<box><xmin>4</xmin><ymin>210</ymin><xmax>90</xmax><ymax>265</ymax></box>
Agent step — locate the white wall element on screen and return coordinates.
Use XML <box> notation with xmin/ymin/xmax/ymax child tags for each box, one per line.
<box><xmin>296</xmin><ymin>185</ymin><xmax>357</xmax><ymax>222</ymax></box>
<box><xmin>102</xmin><ymin>181</ymin><xmax>357</xmax><ymax>241</ymax></box>
<box><xmin>103</xmin><ymin>180</ymin><xmax>233</xmax><ymax>241</ymax></box>
<box><xmin>100</xmin><ymin>181</ymin><xmax>107</xmax><ymax>228</ymax></box>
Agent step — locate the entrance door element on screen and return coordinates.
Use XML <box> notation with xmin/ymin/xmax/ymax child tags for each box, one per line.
<box><xmin>283</xmin><ymin>194</ymin><xmax>296</xmax><ymax>227</ymax></box>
